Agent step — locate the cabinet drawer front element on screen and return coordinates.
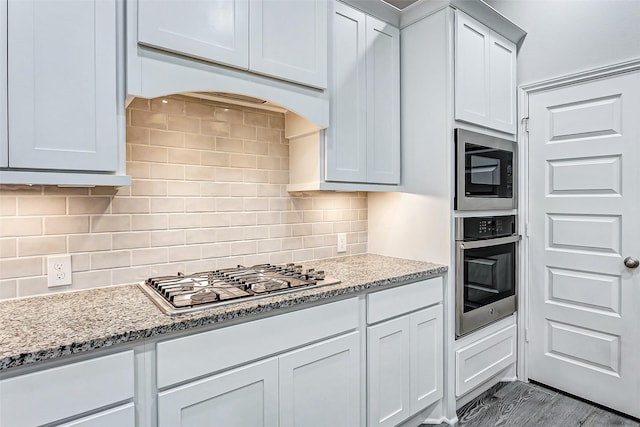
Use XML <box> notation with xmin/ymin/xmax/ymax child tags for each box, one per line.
<box><xmin>455</xmin><ymin>324</ymin><xmax>516</xmax><ymax>397</ymax></box>
<box><xmin>157</xmin><ymin>297</ymin><xmax>359</xmax><ymax>388</ymax></box>
<box><xmin>57</xmin><ymin>403</ymin><xmax>135</xmax><ymax>427</ymax></box>
<box><xmin>367</xmin><ymin>277</ymin><xmax>443</xmax><ymax>324</ymax></box>
<box><xmin>0</xmin><ymin>351</ymin><xmax>134</xmax><ymax>427</ymax></box>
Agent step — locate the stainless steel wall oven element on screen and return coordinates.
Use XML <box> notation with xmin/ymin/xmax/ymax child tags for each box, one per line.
<box><xmin>455</xmin><ymin>128</ymin><xmax>516</xmax><ymax>211</ymax></box>
<box><xmin>456</xmin><ymin>215</ymin><xmax>520</xmax><ymax>337</ymax></box>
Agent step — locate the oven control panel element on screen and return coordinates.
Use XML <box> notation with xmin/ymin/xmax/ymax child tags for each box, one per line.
<box><xmin>461</xmin><ymin>215</ymin><xmax>516</xmax><ymax>240</ymax></box>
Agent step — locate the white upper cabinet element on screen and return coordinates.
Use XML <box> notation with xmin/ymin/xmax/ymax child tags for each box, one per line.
<box><xmin>326</xmin><ymin>2</ymin><xmax>367</xmax><ymax>182</ymax></box>
<box><xmin>454</xmin><ymin>11</ymin><xmax>516</xmax><ymax>134</ymax></box>
<box><xmin>138</xmin><ymin>0</ymin><xmax>249</xmax><ymax>69</ymax></box>
<box><xmin>7</xmin><ymin>0</ymin><xmax>119</xmax><ymax>172</ymax></box>
<box><xmin>366</xmin><ymin>16</ymin><xmax>400</xmax><ymax>184</ymax></box>
<box><xmin>325</xmin><ymin>1</ymin><xmax>399</xmax><ymax>185</ymax></box>
<box><xmin>137</xmin><ymin>0</ymin><xmax>327</xmax><ymax>89</ymax></box>
<box><xmin>250</xmin><ymin>0</ymin><xmax>327</xmax><ymax>88</ymax></box>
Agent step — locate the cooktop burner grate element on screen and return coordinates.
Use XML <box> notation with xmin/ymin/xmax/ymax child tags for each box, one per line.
<box><xmin>139</xmin><ymin>263</ymin><xmax>340</xmax><ymax>315</ymax></box>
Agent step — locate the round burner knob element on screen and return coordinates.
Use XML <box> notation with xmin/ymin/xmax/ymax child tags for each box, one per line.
<box><xmin>285</xmin><ymin>263</ymin><xmax>296</xmax><ymax>271</ymax></box>
<box><xmin>314</xmin><ymin>270</ymin><xmax>325</xmax><ymax>280</ymax></box>
<box><xmin>294</xmin><ymin>264</ymin><xmax>303</xmax><ymax>273</ymax></box>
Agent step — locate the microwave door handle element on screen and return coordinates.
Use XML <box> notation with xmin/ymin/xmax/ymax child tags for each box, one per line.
<box><xmin>459</xmin><ymin>235</ymin><xmax>521</xmax><ymax>249</ymax></box>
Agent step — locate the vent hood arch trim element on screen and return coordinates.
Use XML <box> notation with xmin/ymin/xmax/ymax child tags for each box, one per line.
<box><xmin>128</xmin><ymin>47</ymin><xmax>329</xmax><ymax>128</ymax></box>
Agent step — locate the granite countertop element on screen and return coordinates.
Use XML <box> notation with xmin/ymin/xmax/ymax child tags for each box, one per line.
<box><xmin>0</xmin><ymin>254</ymin><xmax>447</xmax><ymax>371</ymax></box>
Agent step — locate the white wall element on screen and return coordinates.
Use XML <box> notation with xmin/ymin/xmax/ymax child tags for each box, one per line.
<box><xmin>486</xmin><ymin>0</ymin><xmax>640</xmax><ymax>84</ymax></box>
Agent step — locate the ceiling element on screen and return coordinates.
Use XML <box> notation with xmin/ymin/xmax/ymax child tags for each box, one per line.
<box><xmin>381</xmin><ymin>0</ymin><xmax>421</xmax><ymax>9</ymax></box>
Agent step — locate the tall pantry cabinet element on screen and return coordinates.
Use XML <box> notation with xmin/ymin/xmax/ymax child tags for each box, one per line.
<box><xmin>368</xmin><ymin>3</ymin><xmax>525</xmax><ymax>420</ymax></box>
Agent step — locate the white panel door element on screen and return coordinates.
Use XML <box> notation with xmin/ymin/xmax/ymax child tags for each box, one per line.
<box><xmin>249</xmin><ymin>0</ymin><xmax>327</xmax><ymax>88</ymax></box>
<box><xmin>279</xmin><ymin>332</ymin><xmax>360</xmax><ymax>427</ymax></box>
<box><xmin>410</xmin><ymin>305</ymin><xmax>443</xmax><ymax>414</ymax></box>
<box><xmin>158</xmin><ymin>357</ymin><xmax>278</xmax><ymax>427</ymax></box>
<box><xmin>0</xmin><ymin>0</ymin><xmax>7</xmax><ymax>167</ymax></box>
<box><xmin>7</xmin><ymin>0</ymin><xmax>118</xmax><ymax>171</ymax></box>
<box><xmin>326</xmin><ymin>1</ymin><xmax>367</xmax><ymax>183</ymax></box>
<box><xmin>368</xmin><ymin>315</ymin><xmax>411</xmax><ymax>427</ymax></box>
<box><xmin>528</xmin><ymin>70</ymin><xmax>640</xmax><ymax>418</ymax></box>
<box><xmin>137</xmin><ymin>0</ymin><xmax>249</xmax><ymax>69</ymax></box>
<box><xmin>366</xmin><ymin>15</ymin><xmax>400</xmax><ymax>184</ymax></box>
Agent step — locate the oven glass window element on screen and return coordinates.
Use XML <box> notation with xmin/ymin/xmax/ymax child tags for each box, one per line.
<box><xmin>463</xmin><ymin>242</ymin><xmax>515</xmax><ymax>313</ymax></box>
<box><xmin>465</xmin><ymin>143</ymin><xmax>513</xmax><ymax>198</ymax></box>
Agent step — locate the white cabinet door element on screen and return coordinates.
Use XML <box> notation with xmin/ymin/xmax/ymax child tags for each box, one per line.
<box><xmin>455</xmin><ymin>11</ymin><xmax>490</xmax><ymax>129</ymax></box>
<box><xmin>137</xmin><ymin>0</ymin><xmax>249</xmax><ymax>69</ymax></box>
<box><xmin>0</xmin><ymin>0</ymin><xmax>6</xmax><ymax>168</ymax></box>
<box><xmin>488</xmin><ymin>32</ymin><xmax>517</xmax><ymax>133</ymax></box>
<box><xmin>410</xmin><ymin>305</ymin><xmax>443</xmax><ymax>414</ymax></box>
<box><xmin>368</xmin><ymin>305</ymin><xmax>443</xmax><ymax>427</ymax></box>
<box><xmin>250</xmin><ymin>0</ymin><xmax>327</xmax><ymax>88</ymax></box>
<box><xmin>326</xmin><ymin>2</ymin><xmax>400</xmax><ymax>185</ymax></box>
<box><xmin>7</xmin><ymin>0</ymin><xmax>118</xmax><ymax>172</ymax></box>
<box><xmin>158</xmin><ymin>358</ymin><xmax>278</xmax><ymax>427</ymax></box>
<box><xmin>454</xmin><ymin>11</ymin><xmax>516</xmax><ymax>134</ymax></box>
<box><xmin>279</xmin><ymin>332</ymin><xmax>360</xmax><ymax>427</ymax></box>
<box><xmin>366</xmin><ymin>15</ymin><xmax>400</xmax><ymax>184</ymax></box>
<box><xmin>368</xmin><ymin>315</ymin><xmax>411</xmax><ymax>427</ymax></box>
<box><xmin>326</xmin><ymin>1</ymin><xmax>367</xmax><ymax>183</ymax></box>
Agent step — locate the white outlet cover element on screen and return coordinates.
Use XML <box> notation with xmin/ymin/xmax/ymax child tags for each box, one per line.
<box><xmin>337</xmin><ymin>233</ymin><xmax>347</xmax><ymax>253</ymax></box>
<box><xmin>47</xmin><ymin>255</ymin><xmax>72</xmax><ymax>287</ymax></box>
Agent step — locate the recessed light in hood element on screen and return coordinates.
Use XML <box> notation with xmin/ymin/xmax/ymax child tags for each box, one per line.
<box><xmin>197</xmin><ymin>92</ymin><xmax>267</xmax><ymax>105</ymax></box>
<box><xmin>381</xmin><ymin>0</ymin><xmax>420</xmax><ymax>9</ymax></box>
<box><xmin>184</xmin><ymin>91</ymin><xmax>288</xmax><ymax>113</ymax></box>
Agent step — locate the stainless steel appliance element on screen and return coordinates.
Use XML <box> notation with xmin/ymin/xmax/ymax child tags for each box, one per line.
<box><xmin>456</xmin><ymin>215</ymin><xmax>520</xmax><ymax>337</ymax></box>
<box><xmin>455</xmin><ymin>128</ymin><xmax>516</xmax><ymax>211</ymax></box>
<box><xmin>139</xmin><ymin>264</ymin><xmax>340</xmax><ymax>315</ymax></box>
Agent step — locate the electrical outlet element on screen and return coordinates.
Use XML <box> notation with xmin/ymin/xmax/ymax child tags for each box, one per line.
<box><xmin>47</xmin><ymin>255</ymin><xmax>72</xmax><ymax>287</ymax></box>
<box><xmin>337</xmin><ymin>233</ymin><xmax>347</xmax><ymax>253</ymax></box>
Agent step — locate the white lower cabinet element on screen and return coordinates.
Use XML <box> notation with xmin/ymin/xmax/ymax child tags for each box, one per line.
<box><xmin>366</xmin><ymin>278</ymin><xmax>444</xmax><ymax>427</ymax></box>
<box><xmin>367</xmin><ymin>305</ymin><xmax>443</xmax><ymax>427</ymax></box>
<box><xmin>0</xmin><ymin>351</ymin><xmax>135</xmax><ymax>427</ymax></box>
<box><xmin>158</xmin><ymin>358</ymin><xmax>279</xmax><ymax>427</ymax></box>
<box><xmin>158</xmin><ymin>332</ymin><xmax>360</xmax><ymax>427</ymax></box>
<box><xmin>279</xmin><ymin>332</ymin><xmax>360</xmax><ymax>427</ymax></box>
<box><xmin>455</xmin><ymin>322</ymin><xmax>516</xmax><ymax>398</ymax></box>
<box><xmin>156</xmin><ymin>298</ymin><xmax>361</xmax><ymax>427</ymax></box>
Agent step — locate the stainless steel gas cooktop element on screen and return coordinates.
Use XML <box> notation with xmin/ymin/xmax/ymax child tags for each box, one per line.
<box><xmin>139</xmin><ymin>263</ymin><xmax>340</xmax><ymax>315</ymax></box>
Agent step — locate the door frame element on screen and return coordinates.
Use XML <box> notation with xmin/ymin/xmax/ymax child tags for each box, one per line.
<box><xmin>516</xmin><ymin>58</ymin><xmax>640</xmax><ymax>382</ymax></box>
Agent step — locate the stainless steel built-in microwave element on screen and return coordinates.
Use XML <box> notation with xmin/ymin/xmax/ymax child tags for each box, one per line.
<box><xmin>455</xmin><ymin>129</ymin><xmax>516</xmax><ymax>211</ymax></box>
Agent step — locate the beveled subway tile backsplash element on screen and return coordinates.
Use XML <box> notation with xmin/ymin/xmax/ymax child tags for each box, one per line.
<box><xmin>0</xmin><ymin>95</ymin><xmax>368</xmax><ymax>299</ymax></box>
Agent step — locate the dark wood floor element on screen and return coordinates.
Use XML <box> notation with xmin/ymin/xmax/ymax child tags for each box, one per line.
<box><xmin>428</xmin><ymin>381</ymin><xmax>640</xmax><ymax>426</ymax></box>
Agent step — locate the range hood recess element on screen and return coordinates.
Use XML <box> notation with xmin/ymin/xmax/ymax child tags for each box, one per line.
<box><xmin>184</xmin><ymin>92</ymin><xmax>288</xmax><ymax>113</ymax></box>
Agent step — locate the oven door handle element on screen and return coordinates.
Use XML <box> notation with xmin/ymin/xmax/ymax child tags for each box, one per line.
<box><xmin>459</xmin><ymin>235</ymin><xmax>521</xmax><ymax>249</ymax></box>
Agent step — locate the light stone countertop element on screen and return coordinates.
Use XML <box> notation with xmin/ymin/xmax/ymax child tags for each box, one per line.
<box><xmin>0</xmin><ymin>254</ymin><xmax>447</xmax><ymax>371</ymax></box>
